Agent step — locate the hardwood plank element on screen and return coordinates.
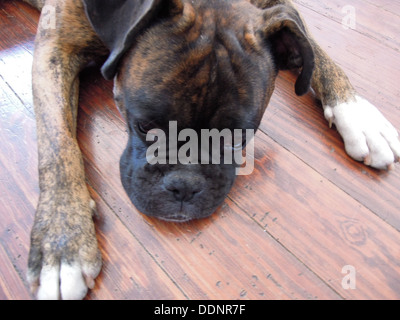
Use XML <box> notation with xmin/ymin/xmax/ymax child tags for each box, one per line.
<box><xmin>0</xmin><ymin>76</ymin><xmax>38</xmax><ymax>299</ymax></box>
<box><xmin>230</xmin><ymin>132</ymin><xmax>400</xmax><ymax>299</ymax></box>
<box><xmin>0</xmin><ymin>63</ymin><xmax>185</xmax><ymax>300</ymax></box>
<box><xmin>77</xmin><ymin>71</ymin><xmax>340</xmax><ymax>300</ymax></box>
<box><xmin>295</xmin><ymin>0</ymin><xmax>400</xmax><ymax>51</ymax></box>
<box><xmin>260</xmin><ymin>72</ymin><xmax>400</xmax><ymax>230</ymax></box>
<box><xmin>0</xmin><ymin>1</ymin><xmax>37</xmax><ymax>117</ymax></box>
<box><xmin>79</xmin><ymin>81</ymin><xmax>400</xmax><ymax>299</ymax></box>
<box><xmin>297</xmin><ymin>2</ymin><xmax>400</xmax><ymax>117</ymax></box>
<box><xmin>86</xmin><ymin>186</ymin><xmax>187</xmax><ymax>300</ymax></box>
<box><xmin>258</xmin><ymin>1</ymin><xmax>400</xmax><ymax>229</ymax></box>
<box><xmin>0</xmin><ymin>243</ymin><xmax>31</xmax><ymax>300</ymax></box>
<box><xmin>85</xmin><ymin>165</ymin><xmax>341</xmax><ymax>300</ymax></box>
<box><xmin>363</xmin><ymin>0</ymin><xmax>400</xmax><ymax>14</ymax></box>
<box><xmin>0</xmin><ymin>45</ymin><xmax>34</xmax><ymax>115</ymax></box>
<box><xmin>1</xmin><ymin>0</ymin><xmax>399</xmax><ymax>300</ymax></box>
<box><xmin>0</xmin><ymin>7</ymin><xmax>40</xmax><ymax>300</ymax></box>
<box><xmin>0</xmin><ymin>2</ymin><xmax>38</xmax><ymax>51</ymax></box>
<box><xmin>0</xmin><ymin>76</ymin><xmax>37</xmax><ymax>192</ymax></box>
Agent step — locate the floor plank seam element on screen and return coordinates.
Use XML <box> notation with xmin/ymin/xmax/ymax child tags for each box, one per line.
<box><xmin>226</xmin><ymin>194</ymin><xmax>345</xmax><ymax>300</ymax></box>
<box><xmin>295</xmin><ymin>1</ymin><xmax>400</xmax><ymax>53</ymax></box>
<box><xmin>258</xmin><ymin>127</ymin><xmax>400</xmax><ymax>233</ymax></box>
<box><xmin>0</xmin><ymin>239</ymin><xmax>31</xmax><ymax>298</ymax></box>
<box><xmin>83</xmin><ymin>170</ymin><xmax>191</xmax><ymax>300</ymax></box>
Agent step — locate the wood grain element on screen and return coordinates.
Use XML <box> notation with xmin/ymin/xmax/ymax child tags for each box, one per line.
<box><xmin>0</xmin><ymin>0</ymin><xmax>399</xmax><ymax>300</ymax></box>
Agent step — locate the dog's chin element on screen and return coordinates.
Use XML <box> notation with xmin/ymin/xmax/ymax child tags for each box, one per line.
<box><xmin>157</xmin><ymin>215</ymin><xmax>194</xmax><ymax>223</ymax></box>
<box><xmin>142</xmin><ymin>206</ymin><xmax>218</xmax><ymax>223</ymax></box>
<box><xmin>131</xmin><ymin>198</ymin><xmax>220</xmax><ymax>223</ymax></box>
<box><xmin>120</xmin><ymin>155</ymin><xmax>236</xmax><ymax>223</ymax></box>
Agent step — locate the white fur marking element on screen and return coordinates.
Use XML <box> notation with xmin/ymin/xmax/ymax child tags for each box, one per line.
<box><xmin>324</xmin><ymin>95</ymin><xmax>400</xmax><ymax>169</ymax></box>
<box><xmin>60</xmin><ymin>263</ymin><xmax>88</xmax><ymax>300</ymax></box>
<box><xmin>37</xmin><ymin>265</ymin><xmax>60</xmax><ymax>300</ymax></box>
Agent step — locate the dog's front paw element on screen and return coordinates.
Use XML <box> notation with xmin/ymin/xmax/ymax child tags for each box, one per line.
<box><xmin>323</xmin><ymin>96</ymin><xmax>400</xmax><ymax>170</ymax></box>
<box><xmin>27</xmin><ymin>196</ymin><xmax>102</xmax><ymax>300</ymax></box>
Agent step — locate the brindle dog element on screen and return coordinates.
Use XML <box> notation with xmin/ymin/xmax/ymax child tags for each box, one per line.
<box><xmin>21</xmin><ymin>0</ymin><xmax>399</xmax><ymax>299</ymax></box>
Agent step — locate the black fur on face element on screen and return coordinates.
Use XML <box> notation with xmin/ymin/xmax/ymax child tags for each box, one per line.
<box><xmin>112</xmin><ymin>1</ymin><xmax>311</xmax><ymax>221</ymax></box>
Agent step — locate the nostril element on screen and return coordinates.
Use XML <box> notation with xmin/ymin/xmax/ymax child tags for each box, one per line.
<box><xmin>171</xmin><ymin>188</ymin><xmax>181</xmax><ymax>198</ymax></box>
<box><xmin>163</xmin><ymin>172</ymin><xmax>205</xmax><ymax>202</ymax></box>
<box><xmin>167</xmin><ymin>186</ymin><xmax>199</xmax><ymax>202</ymax></box>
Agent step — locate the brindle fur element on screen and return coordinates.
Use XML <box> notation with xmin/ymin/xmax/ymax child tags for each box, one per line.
<box><xmin>23</xmin><ymin>0</ymin><xmax>358</xmax><ymax>298</ymax></box>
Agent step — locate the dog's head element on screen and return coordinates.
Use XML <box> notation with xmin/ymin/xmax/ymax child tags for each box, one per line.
<box><xmin>83</xmin><ymin>0</ymin><xmax>314</xmax><ymax>222</ymax></box>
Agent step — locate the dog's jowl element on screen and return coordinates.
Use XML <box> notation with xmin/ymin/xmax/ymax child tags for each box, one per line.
<box><xmin>22</xmin><ymin>0</ymin><xmax>399</xmax><ymax>299</ymax></box>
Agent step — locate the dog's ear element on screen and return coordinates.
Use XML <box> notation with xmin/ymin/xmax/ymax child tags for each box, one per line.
<box><xmin>260</xmin><ymin>5</ymin><xmax>315</xmax><ymax>96</ymax></box>
<box><xmin>83</xmin><ymin>0</ymin><xmax>181</xmax><ymax>80</ymax></box>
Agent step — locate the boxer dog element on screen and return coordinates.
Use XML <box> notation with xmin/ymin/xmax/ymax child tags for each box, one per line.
<box><xmin>21</xmin><ymin>0</ymin><xmax>399</xmax><ymax>299</ymax></box>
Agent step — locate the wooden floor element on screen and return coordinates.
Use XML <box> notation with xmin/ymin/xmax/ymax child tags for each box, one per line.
<box><xmin>1</xmin><ymin>0</ymin><xmax>400</xmax><ymax>300</ymax></box>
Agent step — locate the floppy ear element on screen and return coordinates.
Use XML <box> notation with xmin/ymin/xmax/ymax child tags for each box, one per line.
<box><xmin>83</xmin><ymin>0</ymin><xmax>165</xmax><ymax>80</ymax></box>
<box><xmin>261</xmin><ymin>5</ymin><xmax>315</xmax><ymax>96</ymax></box>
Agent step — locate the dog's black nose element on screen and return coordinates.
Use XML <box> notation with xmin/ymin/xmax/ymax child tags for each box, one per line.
<box><xmin>163</xmin><ymin>171</ymin><xmax>206</xmax><ymax>202</ymax></box>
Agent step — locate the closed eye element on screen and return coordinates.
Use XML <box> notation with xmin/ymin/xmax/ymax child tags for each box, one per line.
<box><xmin>137</xmin><ymin>120</ymin><xmax>158</xmax><ymax>135</ymax></box>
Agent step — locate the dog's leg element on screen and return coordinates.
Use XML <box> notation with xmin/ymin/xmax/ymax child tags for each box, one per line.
<box><xmin>296</xmin><ymin>2</ymin><xmax>400</xmax><ymax>169</ymax></box>
<box><xmin>254</xmin><ymin>0</ymin><xmax>400</xmax><ymax>169</ymax></box>
<box><xmin>26</xmin><ymin>0</ymin><xmax>105</xmax><ymax>300</ymax></box>
<box><xmin>307</xmin><ymin>34</ymin><xmax>400</xmax><ymax>170</ymax></box>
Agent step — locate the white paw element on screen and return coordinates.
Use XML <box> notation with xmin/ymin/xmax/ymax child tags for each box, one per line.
<box><xmin>27</xmin><ymin>261</ymin><xmax>100</xmax><ymax>300</ymax></box>
<box><xmin>323</xmin><ymin>96</ymin><xmax>400</xmax><ymax>170</ymax></box>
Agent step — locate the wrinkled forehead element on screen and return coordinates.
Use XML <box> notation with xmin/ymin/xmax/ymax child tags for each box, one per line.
<box><xmin>118</xmin><ymin>3</ymin><xmax>273</xmax><ymax>130</ymax></box>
